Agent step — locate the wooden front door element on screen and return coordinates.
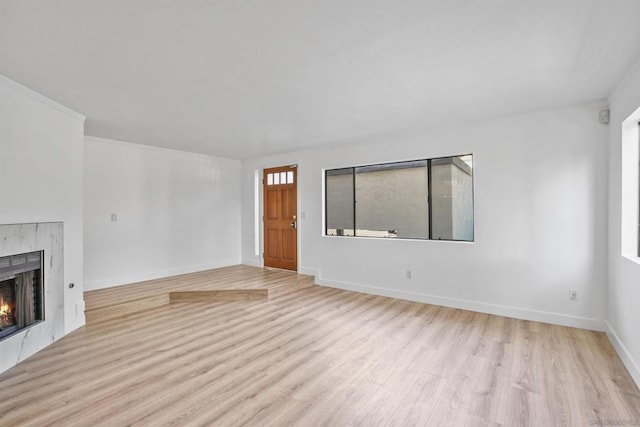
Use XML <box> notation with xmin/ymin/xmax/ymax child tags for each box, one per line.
<box><xmin>263</xmin><ymin>166</ymin><xmax>298</xmax><ymax>271</ymax></box>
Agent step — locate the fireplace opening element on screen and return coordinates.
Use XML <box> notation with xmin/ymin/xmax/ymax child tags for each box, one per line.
<box><xmin>0</xmin><ymin>251</ymin><xmax>44</xmax><ymax>340</ymax></box>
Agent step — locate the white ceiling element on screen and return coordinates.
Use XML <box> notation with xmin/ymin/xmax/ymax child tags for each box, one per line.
<box><xmin>1</xmin><ymin>1</ymin><xmax>640</xmax><ymax>159</ymax></box>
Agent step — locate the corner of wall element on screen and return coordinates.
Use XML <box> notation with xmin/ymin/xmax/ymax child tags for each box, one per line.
<box><xmin>242</xmin><ymin>258</ymin><xmax>262</xmax><ymax>268</ymax></box>
<box><xmin>0</xmin><ymin>73</ymin><xmax>85</xmax><ymax>123</ymax></box>
<box><xmin>606</xmin><ymin>321</ymin><xmax>640</xmax><ymax>388</ymax></box>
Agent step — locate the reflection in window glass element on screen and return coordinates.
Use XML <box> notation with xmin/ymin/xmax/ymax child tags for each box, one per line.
<box><xmin>326</xmin><ymin>168</ymin><xmax>354</xmax><ymax>236</ymax></box>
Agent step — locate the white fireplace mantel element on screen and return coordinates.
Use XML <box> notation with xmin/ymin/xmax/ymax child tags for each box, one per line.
<box><xmin>0</xmin><ymin>223</ymin><xmax>64</xmax><ymax>374</ymax></box>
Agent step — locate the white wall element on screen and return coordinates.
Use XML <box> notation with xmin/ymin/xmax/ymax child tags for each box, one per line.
<box><xmin>607</xmin><ymin>59</ymin><xmax>640</xmax><ymax>386</ymax></box>
<box><xmin>84</xmin><ymin>136</ymin><xmax>241</xmax><ymax>290</ymax></box>
<box><xmin>0</xmin><ymin>74</ymin><xmax>85</xmax><ymax>333</ymax></box>
<box><xmin>242</xmin><ymin>103</ymin><xmax>609</xmax><ymax>330</ymax></box>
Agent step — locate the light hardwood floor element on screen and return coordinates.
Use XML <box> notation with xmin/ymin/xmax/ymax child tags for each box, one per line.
<box><xmin>83</xmin><ymin>265</ymin><xmax>304</xmax><ymax>310</ymax></box>
<box><xmin>0</xmin><ymin>265</ymin><xmax>638</xmax><ymax>426</ymax></box>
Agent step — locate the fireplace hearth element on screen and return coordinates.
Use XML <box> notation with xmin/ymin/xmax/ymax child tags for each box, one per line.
<box><xmin>0</xmin><ymin>251</ymin><xmax>44</xmax><ymax>340</ymax></box>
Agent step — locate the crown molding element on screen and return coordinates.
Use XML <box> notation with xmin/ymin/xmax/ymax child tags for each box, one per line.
<box><xmin>0</xmin><ymin>74</ymin><xmax>85</xmax><ymax>123</ymax></box>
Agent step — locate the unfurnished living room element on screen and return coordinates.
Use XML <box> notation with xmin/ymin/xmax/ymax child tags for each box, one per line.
<box><xmin>1</xmin><ymin>1</ymin><xmax>640</xmax><ymax>426</ymax></box>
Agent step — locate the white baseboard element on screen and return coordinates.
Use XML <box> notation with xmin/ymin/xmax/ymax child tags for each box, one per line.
<box><xmin>241</xmin><ymin>258</ymin><xmax>262</xmax><ymax>268</ymax></box>
<box><xmin>605</xmin><ymin>321</ymin><xmax>640</xmax><ymax>388</ymax></box>
<box><xmin>84</xmin><ymin>258</ymin><xmax>240</xmax><ymax>291</ymax></box>
<box><xmin>298</xmin><ymin>266</ymin><xmax>320</xmax><ymax>277</ymax></box>
<box><xmin>314</xmin><ymin>276</ymin><xmax>605</xmax><ymax>332</ymax></box>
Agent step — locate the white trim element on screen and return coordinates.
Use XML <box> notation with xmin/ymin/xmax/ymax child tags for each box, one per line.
<box><xmin>313</xmin><ymin>274</ymin><xmax>605</xmax><ymax>332</ymax></box>
<box><xmin>242</xmin><ymin>258</ymin><xmax>263</xmax><ymax>268</ymax></box>
<box><xmin>254</xmin><ymin>169</ymin><xmax>260</xmax><ymax>256</ymax></box>
<box><xmin>0</xmin><ymin>73</ymin><xmax>85</xmax><ymax>122</ymax></box>
<box><xmin>621</xmin><ymin>106</ymin><xmax>640</xmax><ymax>259</ymax></box>
<box><xmin>296</xmin><ymin>165</ymin><xmax>302</xmax><ymax>271</ymax></box>
<box><xmin>84</xmin><ymin>258</ymin><xmax>240</xmax><ymax>291</ymax></box>
<box><xmin>605</xmin><ymin>321</ymin><xmax>640</xmax><ymax>388</ymax></box>
<box><xmin>298</xmin><ymin>267</ymin><xmax>320</xmax><ymax>277</ymax></box>
<box><xmin>84</xmin><ymin>135</ymin><xmax>234</xmax><ymax>160</ymax></box>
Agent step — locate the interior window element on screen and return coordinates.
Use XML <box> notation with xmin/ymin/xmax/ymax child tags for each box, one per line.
<box><xmin>325</xmin><ymin>155</ymin><xmax>473</xmax><ymax>241</ymax></box>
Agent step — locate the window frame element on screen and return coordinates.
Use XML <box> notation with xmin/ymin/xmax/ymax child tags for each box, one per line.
<box><xmin>324</xmin><ymin>154</ymin><xmax>474</xmax><ymax>242</ymax></box>
<box><xmin>621</xmin><ymin>107</ymin><xmax>640</xmax><ymax>261</ymax></box>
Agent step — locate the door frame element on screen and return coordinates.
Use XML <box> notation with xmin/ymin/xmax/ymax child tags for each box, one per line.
<box><xmin>261</xmin><ymin>164</ymin><xmax>300</xmax><ymax>270</ymax></box>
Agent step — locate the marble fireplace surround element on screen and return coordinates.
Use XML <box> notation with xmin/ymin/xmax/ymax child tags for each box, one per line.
<box><xmin>0</xmin><ymin>223</ymin><xmax>64</xmax><ymax>374</ymax></box>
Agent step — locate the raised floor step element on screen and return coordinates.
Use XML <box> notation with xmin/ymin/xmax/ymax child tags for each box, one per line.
<box><xmin>169</xmin><ymin>289</ymin><xmax>269</xmax><ymax>303</ymax></box>
<box><xmin>84</xmin><ymin>265</ymin><xmax>315</xmax><ymax>324</ymax></box>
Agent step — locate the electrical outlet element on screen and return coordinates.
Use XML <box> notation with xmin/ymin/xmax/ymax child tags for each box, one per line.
<box><xmin>110</xmin><ymin>213</ymin><xmax>118</xmax><ymax>222</ymax></box>
<box><xmin>569</xmin><ymin>289</ymin><xmax>578</xmax><ymax>301</ymax></box>
<box><xmin>406</xmin><ymin>270</ymin><xmax>412</xmax><ymax>279</ymax></box>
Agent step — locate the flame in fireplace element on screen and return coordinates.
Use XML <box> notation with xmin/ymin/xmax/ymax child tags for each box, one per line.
<box><xmin>0</xmin><ymin>294</ymin><xmax>13</xmax><ymax>330</ymax></box>
<box><xmin>0</xmin><ymin>300</ymin><xmax>9</xmax><ymax>323</ymax></box>
<box><xmin>0</xmin><ymin>295</ymin><xmax>9</xmax><ymax>318</ymax></box>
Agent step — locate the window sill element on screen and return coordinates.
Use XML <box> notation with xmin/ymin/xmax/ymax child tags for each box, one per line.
<box><xmin>323</xmin><ymin>234</ymin><xmax>475</xmax><ymax>244</ymax></box>
<box><xmin>622</xmin><ymin>254</ymin><xmax>640</xmax><ymax>265</ymax></box>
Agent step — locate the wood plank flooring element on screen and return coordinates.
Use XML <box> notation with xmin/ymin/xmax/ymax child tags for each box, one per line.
<box><xmin>168</xmin><ymin>289</ymin><xmax>269</xmax><ymax>303</ymax></box>
<box><xmin>84</xmin><ymin>265</ymin><xmax>302</xmax><ymax>310</ymax></box>
<box><xmin>84</xmin><ymin>266</ymin><xmax>295</xmax><ymax>323</ymax></box>
<box><xmin>1</xmin><ymin>265</ymin><xmax>639</xmax><ymax>426</ymax></box>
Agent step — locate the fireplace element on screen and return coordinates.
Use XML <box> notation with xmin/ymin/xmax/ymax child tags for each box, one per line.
<box><xmin>0</xmin><ymin>223</ymin><xmax>63</xmax><ymax>374</ymax></box>
<box><xmin>0</xmin><ymin>251</ymin><xmax>44</xmax><ymax>340</ymax></box>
